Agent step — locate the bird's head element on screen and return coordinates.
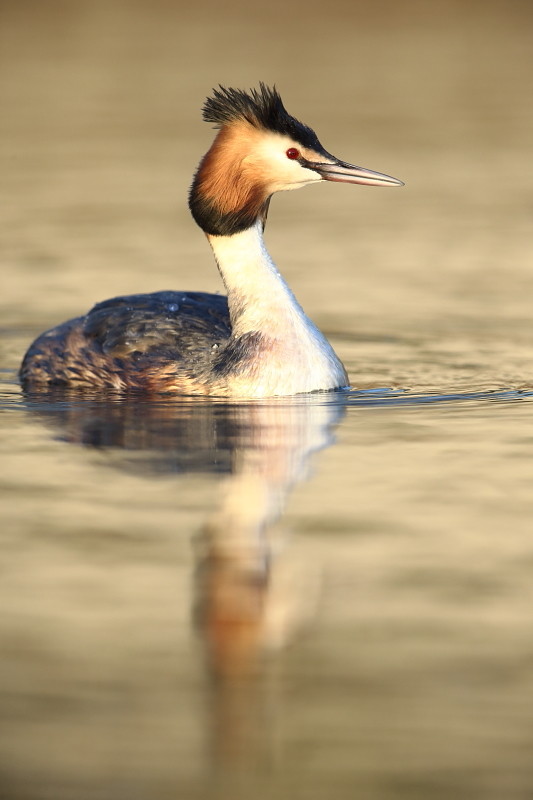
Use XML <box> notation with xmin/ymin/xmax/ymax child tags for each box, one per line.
<box><xmin>189</xmin><ymin>84</ymin><xmax>403</xmax><ymax>236</ymax></box>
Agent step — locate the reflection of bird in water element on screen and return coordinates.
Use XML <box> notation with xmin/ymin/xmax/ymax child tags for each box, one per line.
<box><xmin>24</xmin><ymin>392</ymin><xmax>341</xmax><ymax>671</ymax></box>
<box><xmin>23</xmin><ymin>389</ymin><xmax>344</xmax><ymax>773</ymax></box>
<box><xmin>20</xmin><ymin>84</ymin><xmax>403</xmax><ymax>397</ymax></box>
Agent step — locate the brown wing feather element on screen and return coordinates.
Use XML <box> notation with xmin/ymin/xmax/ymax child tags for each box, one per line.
<box><xmin>20</xmin><ymin>291</ymin><xmax>232</xmax><ymax>393</ymax></box>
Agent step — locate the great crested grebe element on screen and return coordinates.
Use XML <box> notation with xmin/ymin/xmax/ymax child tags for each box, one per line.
<box><xmin>20</xmin><ymin>84</ymin><xmax>403</xmax><ymax>397</ymax></box>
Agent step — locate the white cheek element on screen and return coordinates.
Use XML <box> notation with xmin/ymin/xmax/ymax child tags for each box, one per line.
<box><xmin>257</xmin><ymin>135</ymin><xmax>322</xmax><ymax>190</ymax></box>
<box><xmin>266</xmin><ymin>159</ymin><xmax>316</xmax><ymax>192</ymax></box>
<box><xmin>279</xmin><ymin>162</ymin><xmax>321</xmax><ymax>190</ymax></box>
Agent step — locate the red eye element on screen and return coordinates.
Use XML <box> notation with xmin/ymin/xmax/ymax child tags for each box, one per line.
<box><xmin>286</xmin><ymin>147</ymin><xmax>300</xmax><ymax>160</ymax></box>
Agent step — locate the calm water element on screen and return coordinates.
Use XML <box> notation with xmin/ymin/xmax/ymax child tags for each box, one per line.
<box><xmin>2</xmin><ymin>1</ymin><xmax>533</xmax><ymax>798</ymax></box>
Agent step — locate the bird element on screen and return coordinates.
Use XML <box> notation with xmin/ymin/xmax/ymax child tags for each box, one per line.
<box><xmin>20</xmin><ymin>84</ymin><xmax>403</xmax><ymax>398</ymax></box>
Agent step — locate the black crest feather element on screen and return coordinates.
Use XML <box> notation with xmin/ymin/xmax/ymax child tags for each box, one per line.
<box><xmin>202</xmin><ymin>83</ymin><xmax>325</xmax><ymax>152</ymax></box>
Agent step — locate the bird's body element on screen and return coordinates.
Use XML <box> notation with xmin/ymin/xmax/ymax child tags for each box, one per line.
<box><xmin>20</xmin><ymin>85</ymin><xmax>402</xmax><ymax>397</ymax></box>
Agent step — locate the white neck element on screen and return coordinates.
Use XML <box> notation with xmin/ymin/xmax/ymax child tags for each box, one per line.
<box><xmin>207</xmin><ymin>222</ymin><xmax>302</xmax><ymax>334</ymax></box>
<box><xmin>206</xmin><ymin>222</ymin><xmax>348</xmax><ymax>395</ymax></box>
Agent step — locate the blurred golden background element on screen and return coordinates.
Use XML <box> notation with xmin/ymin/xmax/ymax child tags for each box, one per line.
<box><xmin>3</xmin><ymin>0</ymin><xmax>532</xmax><ymax>383</ymax></box>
